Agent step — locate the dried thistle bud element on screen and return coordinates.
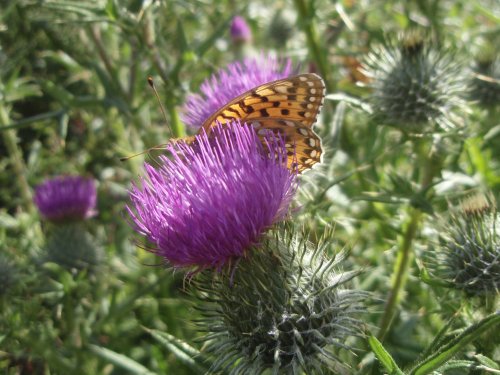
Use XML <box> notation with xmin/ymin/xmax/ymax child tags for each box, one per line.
<box><xmin>363</xmin><ymin>31</ymin><xmax>469</xmax><ymax>132</ymax></box>
<box><xmin>426</xmin><ymin>193</ymin><xmax>500</xmax><ymax>296</ymax></box>
<box><xmin>195</xmin><ymin>226</ymin><xmax>367</xmax><ymax>374</ymax></box>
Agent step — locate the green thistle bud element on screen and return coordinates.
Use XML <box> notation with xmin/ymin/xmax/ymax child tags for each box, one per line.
<box><xmin>468</xmin><ymin>52</ymin><xmax>500</xmax><ymax>108</ymax></box>
<box><xmin>44</xmin><ymin>223</ymin><xmax>103</xmax><ymax>273</ymax></box>
<box><xmin>195</xmin><ymin>227</ymin><xmax>367</xmax><ymax>374</ymax></box>
<box><xmin>363</xmin><ymin>31</ymin><xmax>468</xmax><ymax>132</ymax></box>
<box><xmin>268</xmin><ymin>10</ymin><xmax>294</xmax><ymax>47</ymax></box>
<box><xmin>426</xmin><ymin>193</ymin><xmax>500</xmax><ymax>296</ymax></box>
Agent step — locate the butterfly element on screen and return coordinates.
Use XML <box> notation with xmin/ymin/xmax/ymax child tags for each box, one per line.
<box><xmin>125</xmin><ymin>74</ymin><xmax>325</xmax><ymax>173</ymax></box>
<box><xmin>186</xmin><ymin>73</ymin><xmax>325</xmax><ymax>173</ymax></box>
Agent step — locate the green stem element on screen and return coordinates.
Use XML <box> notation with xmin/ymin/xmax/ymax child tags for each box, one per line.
<box><xmin>165</xmin><ymin>95</ymin><xmax>184</xmax><ymax>138</ymax></box>
<box><xmin>377</xmin><ymin>206</ymin><xmax>422</xmax><ymax>342</ymax></box>
<box><xmin>377</xmin><ymin>137</ymin><xmax>443</xmax><ymax>342</ymax></box>
<box><xmin>0</xmin><ymin>105</ymin><xmax>34</xmax><ymax>214</ymax></box>
<box><xmin>293</xmin><ymin>0</ymin><xmax>334</xmax><ymax>93</ymax></box>
<box><xmin>88</xmin><ymin>26</ymin><xmax>127</xmax><ymax>100</ymax></box>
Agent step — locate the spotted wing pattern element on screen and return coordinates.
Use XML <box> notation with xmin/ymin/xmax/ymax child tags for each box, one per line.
<box><xmin>247</xmin><ymin>118</ymin><xmax>322</xmax><ymax>173</ymax></box>
<box><xmin>198</xmin><ymin>73</ymin><xmax>326</xmax><ymax>173</ymax></box>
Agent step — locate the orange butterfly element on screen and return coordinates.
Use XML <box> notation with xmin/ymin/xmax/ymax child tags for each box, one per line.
<box><xmin>127</xmin><ymin>74</ymin><xmax>325</xmax><ymax>173</ymax></box>
<box><xmin>186</xmin><ymin>73</ymin><xmax>325</xmax><ymax>173</ymax></box>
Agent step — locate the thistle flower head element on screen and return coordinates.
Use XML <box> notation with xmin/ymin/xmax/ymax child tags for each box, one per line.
<box><xmin>127</xmin><ymin>122</ymin><xmax>297</xmax><ymax>271</ymax></box>
<box><xmin>469</xmin><ymin>52</ymin><xmax>500</xmax><ymax>108</ymax></box>
<box><xmin>182</xmin><ymin>54</ymin><xmax>294</xmax><ymax>129</ymax></box>
<box><xmin>363</xmin><ymin>31</ymin><xmax>468</xmax><ymax>132</ymax></box>
<box><xmin>34</xmin><ymin>175</ymin><xmax>97</xmax><ymax>222</ymax></box>
<box><xmin>195</xmin><ymin>226</ymin><xmax>367</xmax><ymax>374</ymax></box>
<box><xmin>230</xmin><ymin>16</ymin><xmax>252</xmax><ymax>43</ymax></box>
<box><xmin>427</xmin><ymin>193</ymin><xmax>500</xmax><ymax>296</ymax></box>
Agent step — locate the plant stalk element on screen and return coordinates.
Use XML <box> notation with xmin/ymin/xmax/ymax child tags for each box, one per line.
<box><xmin>377</xmin><ymin>207</ymin><xmax>422</xmax><ymax>342</ymax></box>
<box><xmin>377</xmin><ymin>137</ymin><xmax>443</xmax><ymax>342</ymax></box>
<box><xmin>0</xmin><ymin>105</ymin><xmax>34</xmax><ymax>213</ymax></box>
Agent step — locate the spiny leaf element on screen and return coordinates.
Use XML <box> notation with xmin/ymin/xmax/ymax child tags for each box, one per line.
<box><xmin>143</xmin><ymin>327</ymin><xmax>210</xmax><ymax>374</ymax></box>
<box><xmin>88</xmin><ymin>344</ymin><xmax>156</xmax><ymax>375</ymax></box>
<box><xmin>368</xmin><ymin>335</ymin><xmax>405</xmax><ymax>375</ymax></box>
<box><xmin>410</xmin><ymin>312</ymin><xmax>500</xmax><ymax>375</ymax></box>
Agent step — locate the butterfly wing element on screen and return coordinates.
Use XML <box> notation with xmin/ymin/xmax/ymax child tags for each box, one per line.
<box><xmin>198</xmin><ymin>73</ymin><xmax>325</xmax><ymax>172</ymax></box>
<box><xmin>249</xmin><ymin>118</ymin><xmax>323</xmax><ymax>173</ymax></box>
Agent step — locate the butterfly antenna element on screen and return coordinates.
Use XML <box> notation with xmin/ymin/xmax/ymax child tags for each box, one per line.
<box><xmin>120</xmin><ymin>143</ymin><xmax>170</xmax><ymax>162</ymax></box>
<box><xmin>119</xmin><ymin>149</ymin><xmax>151</xmax><ymax>162</ymax></box>
<box><xmin>148</xmin><ymin>76</ymin><xmax>171</xmax><ymax>133</ymax></box>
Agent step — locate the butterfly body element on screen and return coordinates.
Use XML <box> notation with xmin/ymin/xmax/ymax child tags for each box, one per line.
<box><xmin>196</xmin><ymin>73</ymin><xmax>325</xmax><ymax>173</ymax></box>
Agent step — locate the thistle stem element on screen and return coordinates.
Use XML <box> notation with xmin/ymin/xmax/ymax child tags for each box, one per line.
<box><xmin>0</xmin><ymin>105</ymin><xmax>34</xmax><ymax>213</ymax></box>
<box><xmin>293</xmin><ymin>0</ymin><xmax>334</xmax><ymax>92</ymax></box>
<box><xmin>88</xmin><ymin>26</ymin><xmax>127</xmax><ymax>101</ymax></box>
<box><xmin>165</xmin><ymin>95</ymin><xmax>185</xmax><ymax>138</ymax></box>
<box><xmin>293</xmin><ymin>0</ymin><xmax>336</xmax><ymax>135</ymax></box>
<box><xmin>377</xmin><ymin>138</ymin><xmax>443</xmax><ymax>342</ymax></box>
<box><xmin>377</xmin><ymin>207</ymin><xmax>422</xmax><ymax>342</ymax></box>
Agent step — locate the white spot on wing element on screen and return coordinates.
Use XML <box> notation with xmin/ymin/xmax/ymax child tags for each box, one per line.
<box><xmin>275</xmin><ymin>86</ymin><xmax>288</xmax><ymax>94</ymax></box>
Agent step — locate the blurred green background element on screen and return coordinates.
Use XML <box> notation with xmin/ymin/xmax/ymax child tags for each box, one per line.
<box><xmin>0</xmin><ymin>0</ymin><xmax>499</xmax><ymax>374</ymax></box>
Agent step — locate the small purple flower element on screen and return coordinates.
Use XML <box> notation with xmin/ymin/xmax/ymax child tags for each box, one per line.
<box><xmin>182</xmin><ymin>54</ymin><xmax>295</xmax><ymax>129</ymax></box>
<box><xmin>230</xmin><ymin>16</ymin><xmax>252</xmax><ymax>43</ymax></box>
<box><xmin>127</xmin><ymin>122</ymin><xmax>297</xmax><ymax>270</ymax></box>
<box><xmin>34</xmin><ymin>176</ymin><xmax>97</xmax><ymax>222</ymax></box>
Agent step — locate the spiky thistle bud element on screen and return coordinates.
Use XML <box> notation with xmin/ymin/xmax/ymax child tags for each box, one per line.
<box><xmin>468</xmin><ymin>52</ymin><xmax>500</xmax><ymax>108</ymax></box>
<box><xmin>268</xmin><ymin>10</ymin><xmax>294</xmax><ymax>47</ymax></box>
<box><xmin>44</xmin><ymin>222</ymin><xmax>102</xmax><ymax>272</ymax></box>
<box><xmin>362</xmin><ymin>31</ymin><xmax>468</xmax><ymax>132</ymax></box>
<box><xmin>426</xmin><ymin>193</ymin><xmax>500</xmax><ymax>296</ymax></box>
<box><xmin>195</xmin><ymin>226</ymin><xmax>367</xmax><ymax>374</ymax></box>
<box><xmin>34</xmin><ymin>175</ymin><xmax>103</xmax><ymax>272</ymax></box>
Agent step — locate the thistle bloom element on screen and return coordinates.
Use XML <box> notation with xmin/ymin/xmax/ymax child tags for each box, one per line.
<box><xmin>230</xmin><ymin>16</ymin><xmax>252</xmax><ymax>43</ymax></box>
<box><xmin>127</xmin><ymin>122</ymin><xmax>297</xmax><ymax>270</ymax></box>
<box><xmin>182</xmin><ymin>54</ymin><xmax>294</xmax><ymax>129</ymax></box>
<box><xmin>34</xmin><ymin>175</ymin><xmax>97</xmax><ymax>222</ymax></box>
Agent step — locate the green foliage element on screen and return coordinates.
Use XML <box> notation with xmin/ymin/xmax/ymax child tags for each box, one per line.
<box><xmin>1</xmin><ymin>0</ymin><xmax>499</xmax><ymax>374</ymax></box>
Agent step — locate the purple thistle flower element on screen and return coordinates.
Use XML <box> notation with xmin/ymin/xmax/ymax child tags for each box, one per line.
<box><xmin>230</xmin><ymin>16</ymin><xmax>252</xmax><ymax>43</ymax></box>
<box><xmin>34</xmin><ymin>176</ymin><xmax>97</xmax><ymax>222</ymax></box>
<box><xmin>182</xmin><ymin>54</ymin><xmax>295</xmax><ymax>129</ymax></box>
<box><xmin>127</xmin><ymin>122</ymin><xmax>297</xmax><ymax>270</ymax></box>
